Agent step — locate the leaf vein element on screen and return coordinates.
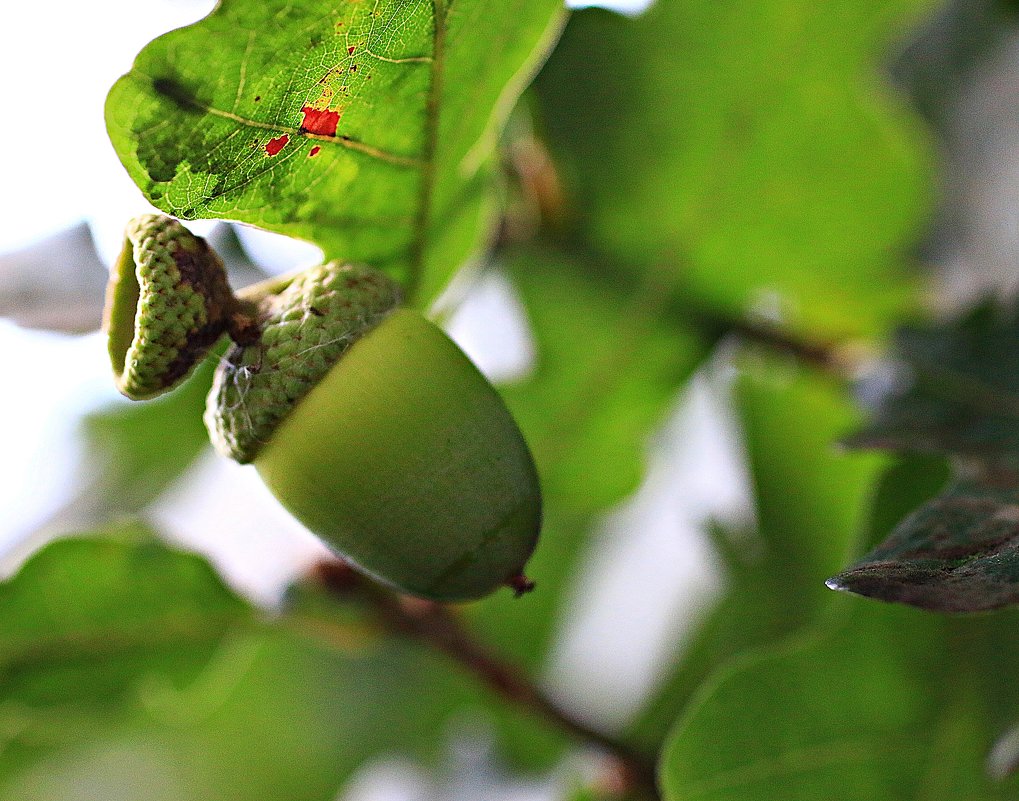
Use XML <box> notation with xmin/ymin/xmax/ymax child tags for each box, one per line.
<box><xmin>138</xmin><ymin>69</ymin><xmax>423</xmax><ymax>169</ymax></box>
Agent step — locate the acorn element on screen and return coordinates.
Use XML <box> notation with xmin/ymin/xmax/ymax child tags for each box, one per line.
<box><xmin>206</xmin><ymin>261</ymin><xmax>541</xmax><ymax>601</ymax></box>
<box><xmin>104</xmin><ymin>216</ymin><xmax>541</xmax><ymax>601</ymax></box>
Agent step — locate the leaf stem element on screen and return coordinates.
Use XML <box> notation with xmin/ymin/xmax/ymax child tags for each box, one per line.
<box><xmin>310</xmin><ymin>559</ymin><xmax>661</xmax><ymax>800</ymax></box>
<box><xmin>234</xmin><ymin>268</ymin><xmax>303</xmax><ymax>304</ymax></box>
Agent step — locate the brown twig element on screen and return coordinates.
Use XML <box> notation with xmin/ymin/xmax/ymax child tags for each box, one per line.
<box><xmin>311</xmin><ymin>559</ymin><xmax>661</xmax><ymax>799</ymax></box>
<box><xmin>724</xmin><ymin>316</ymin><xmax>859</xmax><ymax>377</ymax></box>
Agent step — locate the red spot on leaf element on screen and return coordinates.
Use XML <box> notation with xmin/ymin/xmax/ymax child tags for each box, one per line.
<box><xmin>309</xmin><ymin>146</ymin><xmax>321</xmax><ymax>157</ymax></box>
<box><xmin>347</xmin><ymin>46</ymin><xmax>355</xmax><ymax>54</ymax></box>
<box><xmin>300</xmin><ymin>106</ymin><xmax>340</xmax><ymax>136</ymax></box>
<box><xmin>265</xmin><ymin>134</ymin><xmax>289</xmax><ymax>156</ymax></box>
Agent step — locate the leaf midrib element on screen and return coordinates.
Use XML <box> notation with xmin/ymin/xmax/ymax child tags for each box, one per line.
<box><xmin>407</xmin><ymin>0</ymin><xmax>448</xmax><ymax>301</ymax></box>
<box><xmin>0</xmin><ymin>611</ymin><xmax>252</xmax><ymax>672</ymax></box>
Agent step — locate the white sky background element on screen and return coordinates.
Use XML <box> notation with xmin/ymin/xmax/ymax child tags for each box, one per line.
<box><xmin>0</xmin><ymin>0</ymin><xmax>738</xmax><ymax>755</ymax></box>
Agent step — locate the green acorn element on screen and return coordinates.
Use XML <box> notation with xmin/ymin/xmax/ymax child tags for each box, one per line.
<box><xmin>104</xmin><ymin>216</ymin><xmax>541</xmax><ymax>601</ymax></box>
<box><xmin>204</xmin><ymin>261</ymin><xmax>541</xmax><ymax>601</ymax></box>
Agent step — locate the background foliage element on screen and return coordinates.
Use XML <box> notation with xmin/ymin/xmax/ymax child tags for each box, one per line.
<box><xmin>7</xmin><ymin>0</ymin><xmax>1019</xmax><ymax>799</ymax></box>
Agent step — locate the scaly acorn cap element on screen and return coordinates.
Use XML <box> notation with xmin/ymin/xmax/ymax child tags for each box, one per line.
<box><xmin>206</xmin><ymin>261</ymin><xmax>403</xmax><ymax>463</ymax></box>
<box><xmin>105</xmin><ymin>215</ymin><xmax>246</xmax><ymax>399</ymax></box>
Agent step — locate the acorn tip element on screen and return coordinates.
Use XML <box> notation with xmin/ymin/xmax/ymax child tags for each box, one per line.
<box><xmin>507</xmin><ymin>573</ymin><xmax>536</xmax><ymax>598</ymax></box>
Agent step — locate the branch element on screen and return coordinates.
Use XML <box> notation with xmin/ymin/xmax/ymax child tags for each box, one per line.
<box><xmin>720</xmin><ymin>316</ymin><xmax>863</xmax><ymax>378</ymax></box>
<box><xmin>310</xmin><ymin>559</ymin><xmax>661</xmax><ymax>800</ymax></box>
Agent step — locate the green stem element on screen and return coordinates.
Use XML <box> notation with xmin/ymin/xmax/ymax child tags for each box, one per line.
<box><xmin>216</xmin><ymin>269</ymin><xmax>305</xmax><ymax>346</ymax></box>
<box><xmin>234</xmin><ymin>268</ymin><xmax>303</xmax><ymax>304</ymax></box>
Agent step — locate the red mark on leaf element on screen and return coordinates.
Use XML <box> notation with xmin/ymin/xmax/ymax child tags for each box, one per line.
<box><xmin>347</xmin><ymin>46</ymin><xmax>355</xmax><ymax>54</ymax></box>
<box><xmin>309</xmin><ymin>146</ymin><xmax>321</xmax><ymax>157</ymax></box>
<box><xmin>300</xmin><ymin>106</ymin><xmax>340</xmax><ymax>136</ymax></box>
<box><xmin>265</xmin><ymin>135</ymin><xmax>289</xmax><ymax>156</ymax></box>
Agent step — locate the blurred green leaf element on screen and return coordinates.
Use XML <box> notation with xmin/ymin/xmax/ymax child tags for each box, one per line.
<box><xmin>0</xmin><ymin>530</ymin><xmax>249</xmax><ymax>706</ymax></box>
<box><xmin>629</xmin><ymin>360</ymin><xmax>883</xmax><ymax>752</ymax></box>
<box><xmin>534</xmin><ymin>3</ymin><xmax>935</xmax><ymax>337</ymax></box>
<box><xmin>859</xmin><ymin>454</ymin><xmax>951</xmax><ymax>551</ymax></box>
<box><xmin>470</xmin><ymin>248</ymin><xmax>714</xmax><ymax>668</ymax></box>
<box><xmin>0</xmin><ymin>533</ymin><xmax>573</xmax><ymax>799</ymax></box>
<box><xmin>117</xmin><ymin>632</ymin><xmax>540</xmax><ymax>801</ymax></box>
<box><xmin>661</xmin><ymin>456</ymin><xmax>1019</xmax><ymax>800</ymax></box>
<box><xmin>53</xmin><ymin>355</ymin><xmax>216</xmax><ymax>527</ymax></box>
<box><xmin>106</xmin><ymin>0</ymin><xmax>566</xmax><ymax>305</ymax></box>
<box><xmin>661</xmin><ymin>605</ymin><xmax>986</xmax><ymax>800</ymax></box>
<box><xmin>0</xmin><ymin>623</ymin><xmax>533</xmax><ymax>801</ymax></box>
<box><xmin>837</xmin><ymin>300</ymin><xmax>1019</xmax><ymax>611</ymax></box>
<box><xmin>0</xmin><ymin>529</ymin><xmax>254</xmax><ymax>776</ymax></box>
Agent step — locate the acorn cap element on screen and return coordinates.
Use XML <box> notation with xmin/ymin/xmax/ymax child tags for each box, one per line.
<box><xmin>206</xmin><ymin>261</ymin><xmax>402</xmax><ymax>463</ymax></box>
<box><xmin>105</xmin><ymin>215</ymin><xmax>237</xmax><ymax>399</ymax></box>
